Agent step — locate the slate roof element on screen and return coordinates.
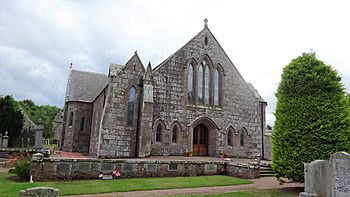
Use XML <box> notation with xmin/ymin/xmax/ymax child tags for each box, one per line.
<box><xmin>65</xmin><ymin>69</ymin><xmax>108</xmax><ymax>103</ymax></box>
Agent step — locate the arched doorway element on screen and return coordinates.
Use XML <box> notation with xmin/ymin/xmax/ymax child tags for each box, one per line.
<box><xmin>193</xmin><ymin>124</ymin><xmax>208</xmax><ymax>156</ymax></box>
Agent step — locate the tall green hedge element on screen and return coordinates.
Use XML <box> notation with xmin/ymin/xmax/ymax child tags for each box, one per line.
<box><xmin>272</xmin><ymin>52</ymin><xmax>350</xmax><ymax>182</ymax></box>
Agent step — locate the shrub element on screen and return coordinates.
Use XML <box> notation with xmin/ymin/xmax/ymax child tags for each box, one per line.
<box><xmin>272</xmin><ymin>52</ymin><xmax>350</xmax><ymax>182</ymax></box>
<box><xmin>14</xmin><ymin>158</ymin><xmax>30</xmax><ymax>180</ymax></box>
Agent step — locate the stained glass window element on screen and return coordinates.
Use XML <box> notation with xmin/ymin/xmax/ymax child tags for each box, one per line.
<box><xmin>198</xmin><ymin>65</ymin><xmax>203</xmax><ymax>104</ymax></box>
<box><xmin>188</xmin><ymin>64</ymin><xmax>194</xmax><ymax>103</ymax></box>
<box><xmin>172</xmin><ymin>125</ymin><xmax>178</xmax><ymax>143</ymax></box>
<box><xmin>214</xmin><ymin>69</ymin><xmax>220</xmax><ymax>106</ymax></box>
<box><xmin>204</xmin><ymin>65</ymin><xmax>210</xmax><ymax>105</ymax></box>
<box><xmin>127</xmin><ymin>86</ymin><xmax>136</xmax><ymax>126</ymax></box>
<box><xmin>156</xmin><ymin>124</ymin><xmax>162</xmax><ymax>142</ymax></box>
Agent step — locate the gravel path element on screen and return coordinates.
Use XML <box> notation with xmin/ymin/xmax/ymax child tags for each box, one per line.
<box><xmin>67</xmin><ymin>177</ymin><xmax>304</xmax><ymax>197</ymax></box>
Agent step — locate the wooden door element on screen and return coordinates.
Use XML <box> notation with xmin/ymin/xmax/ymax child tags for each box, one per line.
<box><xmin>193</xmin><ymin>124</ymin><xmax>208</xmax><ymax>156</ymax></box>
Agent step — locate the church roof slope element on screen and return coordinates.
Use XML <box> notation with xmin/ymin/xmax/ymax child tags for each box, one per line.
<box><xmin>65</xmin><ymin>69</ymin><xmax>108</xmax><ymax>103</ymax></box>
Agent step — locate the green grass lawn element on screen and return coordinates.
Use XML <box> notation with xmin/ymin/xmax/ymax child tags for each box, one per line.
<box><xmin>0</xmin><ymin>172</ymin><xmax>252</xmax><ymax>197</ymax></box>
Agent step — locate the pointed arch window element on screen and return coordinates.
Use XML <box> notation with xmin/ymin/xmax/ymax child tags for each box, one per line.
<box><xmin>156</xmin><ymin>124</ymin><xmax>162</xmax><ymax>142</ymax></box>
<box><xmin>227</xmin><ymin>129</ymin><xmax>233</xmax><ymax>146</ymax></box>
<box><xmin>187</xmin><ymin>64</ymin><xmax>194</xmax><ymax>103</ymax></box>
<box><xmin>240</xmin><ymin>130</ymin><xmax>245</xmax><ymax>147</ymax></box>
<box><xmin>127</xmin><ymin>86</ymin><xmax>136</xmax><ymax>127</ymax></box>
<box><xmin>69</xmin><ymin>111</ymin><xmax>74</xmax><ymax>126</ymax></box>
<box><xmin>80</xmin><ymin>117</ymin><xmax>85</xmax><ymax>131</ymax></box>
<box><xmin>198</xmin><ymin>65</ymin><xmax>204</xmax><ymax>104</ymax></box>
<box><xmin>204</xmin><ymin>64</ymin><xmax>210</xmax><ymax>105</ymax></box>
<box><xmin>172</xmin><ymin>125</ymin><xmax>178</xmax><ymax>143</ymax></box>
<box><xmin>214</xmin><ymin>69</ymin><xmax>220</xmax><ymax>106</ymax></box>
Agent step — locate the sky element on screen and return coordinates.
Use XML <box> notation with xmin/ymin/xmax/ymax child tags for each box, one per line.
<box><xmin>0</xmin><ymin>0</ymin><xmax>349</xmax><ymax>126</ymax></box>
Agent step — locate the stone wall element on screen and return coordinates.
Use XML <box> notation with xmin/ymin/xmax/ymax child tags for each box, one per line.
<box><xmin>300</xmin><ymin>151</ymin><xmax>350</xmax><ymax>197</ymax></box>
<box><xmin>98</xmin><ymin>54</ymin><xmax>145</xmax><ymax>158</ymax></box>
<box><xmin>61</xmin><ymin>102</ymin><xmax>93</xmax><ymax>153</ymax></box>
<box><xmin>263</xmin><ymin>132</ymin><xmax>272</xmax><ymax>161</ymax></box>
<box><xmin>151</xmin><ymin>27</ymin><xmax>265</xmax><ymax>158</ymax></box>
<box><xmin>20</xmin><ymin>187</ymin><xmax>59</xmax><ymax>197</ymax></box>
<box><xmin>30</xmin><ymin>157</ymin><xmax>259</xmax><ymax>181</ymax></box>
<box><xmin>90</xmin><ymin>87</ymin><xmax>107</xmax><ymax>155</ymax></box>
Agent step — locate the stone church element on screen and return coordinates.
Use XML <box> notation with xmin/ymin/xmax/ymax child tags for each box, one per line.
<box><xmin>60</xmin><ymin>21</ymin><xmax>267</xmax><ymax>159</ymax></box>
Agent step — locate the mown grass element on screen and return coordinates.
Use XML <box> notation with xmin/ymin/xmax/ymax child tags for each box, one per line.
<box><xmin>0</xmin><ymin>172</ymin><xmax>252</xmax><ymax>197</ymax></box>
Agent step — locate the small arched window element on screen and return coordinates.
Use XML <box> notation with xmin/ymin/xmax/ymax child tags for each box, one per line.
<box><xmin>204</xmin><ymin>64</ymin><xmax>210</xmax><ymax>105</ymax></box>
<box><xmin>172</xmin><ymin>125</ymin><xmax>178</xmax><ymax>143</ymax></box>
<box><xmin>188</xmin><ymin>64</ymin><xmax>194</xmax><ymax>103</ymax></box>
<box><xmin>69</xmin><ymin>111</ymin><xmax>74</xmax><ymax>126</ymax></box>
<box><xmin>227</xmin><ymin>129</ymin><xmax>233</xmax><ymax>146</ymax></box>
<box><xmin>204</xmin><ymin>36</ymin><xmax>208</xmax><ymax>45</ymax></box>
<box><xmin>80</xmin><ymin>117</ymin><xmax>85</xmax><ymax>131</ymax></box>
<box><xmin>198</xmin><ymin>65</ymin><xmax>204</xmax><ymax>104</ymax></box>
<box><xmin>127</xmin><ymin>86</ymin><xmax>136</xmax><ymax>127</ymax></box>
<box><xmin>156</xmin><ymin>124</ymin><xmax>162</xmax><ymax>142</ymax></box>
<box><xmin>214</xmin><ymin>69</ymin><xmax>220</xmax><ymax>106</ymax></box>
<box><xmin>240</xmin><ymin>130</ymin><xmax>245</xmax><ymax>147</ymax></box>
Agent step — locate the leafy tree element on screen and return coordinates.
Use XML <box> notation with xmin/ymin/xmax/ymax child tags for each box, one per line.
<box><xmin>0</xmin><ymin>95</ymin><xmax>23</xmax><ymax>147</ymax></box>
<box><xmin>272</xmin><ymin>52</ymin><xmax>350</xmax><ymax>182</ymax></box>
<box><xmin>18</xmin><ymin>100</ymin><xmax>60</xmax><ymax>139</ymax></box>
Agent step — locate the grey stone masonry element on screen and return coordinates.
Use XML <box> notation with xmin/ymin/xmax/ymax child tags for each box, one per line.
<box><xmin>20</xmin><ymin>187</ymin><xmax>59</xmax><ymax>197</ymax></box>
<box><xmin>300</xmin><ymin>151</ymin><xmax>350</xmax><ymax>197</ymax></box>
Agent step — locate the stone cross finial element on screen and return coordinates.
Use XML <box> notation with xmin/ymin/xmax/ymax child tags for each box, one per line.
<box><xmin>204</xmin><ymin>18</ymin><xmax>208</xmax><ymax>28</ymax></box>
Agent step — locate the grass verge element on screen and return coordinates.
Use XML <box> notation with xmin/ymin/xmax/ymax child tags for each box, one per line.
<box><xmin>0</xmin><ymin>172</ymin><xmax>252</xmax><ymax>197</ymax></box>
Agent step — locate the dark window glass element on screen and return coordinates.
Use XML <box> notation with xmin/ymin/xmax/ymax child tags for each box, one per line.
<box><xmin>240</xmin><ymin>130</ymin><xmax>245</xmax><ymax>147</ymax></box>
<box><xmin>188</xmin><ymin>64</ymin><xmax>194</xmax><ymax>103</ymax></box>
<box><xmin>127</xmin><ymin>86</ymin><xmax>136</xmax><ymax>127</ymax></box>
<box><xmin>80</xmin><ymin>117</ymin><xmax>85</xmax><ymax>131</ymax></box>
<box><xmin>227</xmin><ymin>129</ymin><xmax>232</xmax><ymax>146</ymax></box>
<box><xmin>198</xmin><ymin>64</ymin><xmax>203</xmax><ymax>104</ymax></box>
<box><xmin>193</xmin><ymin>127</ymin><xmax>198</xmax><ymax>144</ymax></box>
<box><xmin>214</xmin><ymin>69</ymin><xmax>220</xmax><ymax>106</ymax></box>
<box><xmin>204</xmin><ymin>64</ymin><xmax>210</xmax><ymax>105</ymax></box>
<box><xmin>156</xmin><ymin>124</ymin><xmax>162</xmax><ymax>142</ymax></box>
<box><xmin>69</xmin><ymin>111</ymin><xmax>74</xmax><ymax>126</ymax></box>
<box><xmin>172</xmin><ymin>125</ymin><xmax>178</xmax><ymax>143</ymax></box>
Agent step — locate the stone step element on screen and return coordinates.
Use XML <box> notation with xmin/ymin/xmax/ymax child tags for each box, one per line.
<box><xmin>260</xmin><ymin>173</ymin><xmax>275</xmax><ymax>177</ymax></box>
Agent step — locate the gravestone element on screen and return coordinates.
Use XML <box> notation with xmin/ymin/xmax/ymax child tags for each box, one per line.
<box><xmin>168</xmin><ymin>163</ymin><xmax>178</xmax><ymax>171</ymax></box>
<box><xmin>300</xmin><ymin>151</ymin><xmax>350</xmax><ymax>197</ymax></box>
<box><xmin>56</xmin><ymin>163</ymin><xmax>70</xmax><ymax>175</ymax></box>
<box><xmin>146</xmin><ymin>164</ymin><xmax>157</xmax><ymax>172</ymax></box>
<box><xmin>2</xmin><ymin>131</ymin><xmax>8</xmax><ymax>148</ymax></box>
<box><xmin>122</xmin><ymin>163</ymin><xmax>135</xmax><ymax>172</ymax></box>
<box><xmin>34</xmin><ymin>119</ymin><xmax>44</xmax><ymax>149</ymax></box>
<box><xmin>331</xmin><ymin>152</ymin><xmax>350</xmax><ymax>197</ymax></box>
<box><xmin>20</xmin><ymin>187</ymin><xmax>59</xmax><ymax>197</ymax></box>
<box><xmin>101</xmin><ymin>163</ymin><xmax>114</xmax><ymax>171</ymax></box>
<box><xmin>102</xmin><ymin>175</ymin><xmax>113</xmax><ymax>180</ymax></box>
<box><xmin>204</xmin><ymin>164</ymin><xmax>217</xmax><ymax>174</ymax></box>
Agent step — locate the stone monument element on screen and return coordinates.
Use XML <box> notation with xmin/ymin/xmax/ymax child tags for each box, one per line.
<box><xmin>2</xmin><ymin>131</ymin><xmax>8</xmax><ymax>148</ymax></box>
<box><xmin>34</xmin><ymin>119</ymin><xmax>43</xmax><ymax>149</ymax></box>
<box><xmin>300</xmin><ymin>151</ymin><xmax>350</xmax><ymax>197</ymax></box>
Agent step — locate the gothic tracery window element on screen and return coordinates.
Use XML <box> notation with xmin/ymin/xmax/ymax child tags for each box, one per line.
<box><xmin>188</xmin><ymin>64</ymin><xmax>194</xmax><ymax>103</ymax></box>
<box><xmin>198</xmin><ymin>65</ymin><xmax>204</xmax><ymax>104</ymax></box>
<box><xmin>204</xmin><ymin>63</ymin><xmax>210</xmax><ymax>105</ymax></box>
<box><xmin>156</xmin><ymin>124</ymin><xmax>162</xmax><ymax>142</ymax></box>
<box><xmin>227</xmin><ymin>129</ymin><xmax>233</xmax><ymax>146</ymax></box>
<box><xmin>172</xmin><ymin>125</ymin><xmax>178</xmax><ymax>143</ymax></box>
<box><xmin>69</xmin><ymin>111</ymin><xmax>74</xmax><ymax>126</ymax></box>
<box><xmin>127</xmin><ymin>86</ymin><xmax>136</xmax><ymax>127</ymax></box>
<box><xmin>80</xmin><ymin>117</ymin><xmax>85</xmax><ymax>131</ymax></box>
<box><xmin>214</xmin><ymin>69</ymin><xmax>220</xmax><ymax>106</ymax></box>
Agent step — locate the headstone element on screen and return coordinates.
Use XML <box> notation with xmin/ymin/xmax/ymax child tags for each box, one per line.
<box><xmin>146</xmin><ymin>164</ymin><xmax>157</xmax><ymax>172</ymax></box>
<box><xmin>20</xmin><ymin>187</ymin><xmax>59</xmax><ymax>197</ymax></box>
<box><xmin>331</xmin><ymin>152</ymin><xmax>350</xmax><ymax>197</ymax></box>
<box><xmin>168</xmin><ymin>163</ymin><xmax>178</xmax><ymax>171</ymax></box>
<box><xmin>204</xmin><ymin>164</ymin><xmax>217</xmax><ymax>173</ymax></box>
<box><xmin>31</xmin><ymin>153</ymin><xmax>44</xmax><ymax>162</ymax></box>
<box><xmin>101</xmin><ymin>163</ymin><xmax>114</xmax><ymax>171</ymax></box>
<box><xmin>102</xmin><ymin>175</ymin><xmax>113</xmax><ymax>180</ymax></box>
<box><xmin>34</xmin><ymin>119</ymin><xmax>44</xmax><ymax>149</ymax></box>
<box><xmin>2</xmin><ymin>131</ymin><xmax>8</xmax><ymax>148</ymax></box>
<box><xmin>56</xmin><ymin>163</ymin><xmax>70</xmax><ymax>175</ymax></box>
<box><xmin>78</xmin><ymin>162</ymin><xmax>91</xmax><ymax>171</ymax></box>
<box><xmin>122</xmin><ymin>163</ymin><xmax>135</xmax><ymax>172</ymax></box>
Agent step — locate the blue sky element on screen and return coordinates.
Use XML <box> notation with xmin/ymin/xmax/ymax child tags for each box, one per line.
<box><xmin>0</xmin><ymin>0</ymin><xmax>349</xmax><ymax>125</ymax></box>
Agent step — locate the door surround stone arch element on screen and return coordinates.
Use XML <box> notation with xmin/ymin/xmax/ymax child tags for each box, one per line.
<box><xmin>188</xmin><ymin>116</ymin><xmax>219</xmax><ymax>157</ymax></box>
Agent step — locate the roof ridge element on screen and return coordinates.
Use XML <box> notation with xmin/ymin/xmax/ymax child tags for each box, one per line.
<box><xmin>71</xmin><ymin>68</ymin><xmax>107</xmax><ymax>76</ymax></box>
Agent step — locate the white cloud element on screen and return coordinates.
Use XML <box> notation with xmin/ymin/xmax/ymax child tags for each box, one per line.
<box><xmin>0</xmin><ymin>0</ymin><xmax>349</xmax><ymax>125</ymax></box>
